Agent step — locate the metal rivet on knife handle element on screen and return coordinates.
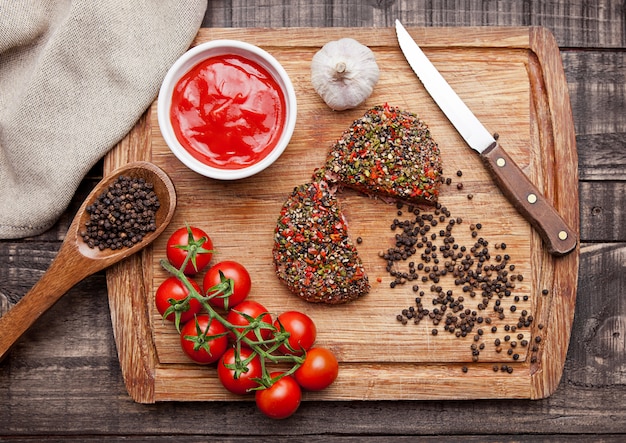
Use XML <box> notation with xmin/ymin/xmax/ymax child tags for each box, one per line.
<box><xmin>480</xmin><ymin>143</ymin><xmax>577</xmax><ymax>256</ymax></box>
<box><xmin>496</xmin><ymin>158</ymin><xmax>506</xmax><ymax>167</ymax></box>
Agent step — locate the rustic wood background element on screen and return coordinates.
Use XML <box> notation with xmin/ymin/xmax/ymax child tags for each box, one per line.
<box><xmin>1</xmin><ymin>0</ymin><xmax>624</xmax><ymax>440</ymax></box>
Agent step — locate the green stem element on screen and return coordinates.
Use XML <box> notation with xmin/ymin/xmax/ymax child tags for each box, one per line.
<box><xmin>159</xmin><ymin>258</ymin><xmax>303</xmax><ymax>390</ymax></box>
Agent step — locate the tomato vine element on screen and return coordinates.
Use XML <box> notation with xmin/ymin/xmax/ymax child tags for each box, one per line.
<box><xmin>159</xmin><ymin>249</ymin><xmax>305</xmax><ymax>389</ymax></box>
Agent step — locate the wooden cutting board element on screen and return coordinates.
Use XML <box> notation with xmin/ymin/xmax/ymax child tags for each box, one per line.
<box><xmin>104</xmin><ymin>27</ymin><xmax>579</xmax><ymax>403</ymax></box>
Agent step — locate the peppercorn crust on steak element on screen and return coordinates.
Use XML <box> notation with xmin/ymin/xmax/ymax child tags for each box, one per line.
<box><xmin>273</xmin><ymin>178</ymin><xmax>370</xmax><ymax>304</ymax></box>
<box><xmin>272</xmin><ymin>104</ymin><xmax>441</xmax><ymax>304</ymax></box>
<box><xmin>324</xmin><ymin>104</ymin><xmax>443</xmax><ymax>204</ymax></box>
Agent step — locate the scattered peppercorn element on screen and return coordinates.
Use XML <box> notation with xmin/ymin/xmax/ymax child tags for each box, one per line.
<box><xmin>384</xmin><ymin>199</ymin><xmax>536</xmax><ymax>373</ymax></box>
<box><xmin>81</xmin><ymin>175</ymin><xmax>159</xmax><ymax>251</ymax></box>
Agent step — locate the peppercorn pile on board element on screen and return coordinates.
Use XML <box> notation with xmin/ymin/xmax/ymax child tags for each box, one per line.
<box><xmin>104</xmin><ymin>26</ymin><xmax>578</xmax><ymax>403</ymax></box>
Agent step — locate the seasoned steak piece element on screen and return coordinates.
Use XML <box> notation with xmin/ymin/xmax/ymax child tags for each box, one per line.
<box><xmin>273</xmin><ymin>178</ymin><xmax>370</xmax><ymax>304</ymax></box>
<box><xmin>324</xmin><ymin>104</ymin><xmax>443</xmax><ymax>204</ymax></box>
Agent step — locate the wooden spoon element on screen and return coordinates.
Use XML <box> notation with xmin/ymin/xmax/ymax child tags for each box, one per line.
<box><xmin>0</xmin><ymin>161</ymin><xmax>176</xmax><ymax>361</ymax></box>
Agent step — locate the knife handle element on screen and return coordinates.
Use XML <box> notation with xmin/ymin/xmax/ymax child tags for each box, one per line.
<box><xmin>481</xmin><ymin>142</ymin><xmax>577</xmax><ymax>256</ymax></box>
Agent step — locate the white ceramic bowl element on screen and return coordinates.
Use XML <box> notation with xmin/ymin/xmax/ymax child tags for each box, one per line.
<box><xmin>157</xmin><ymin>40</ymin><xmax>297</xmax><ymax>180</ymax></box>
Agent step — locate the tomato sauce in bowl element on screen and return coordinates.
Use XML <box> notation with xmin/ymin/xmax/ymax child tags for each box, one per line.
<box><xmin>170</xmin><ymin>54</ymin><xmax>286</xmax><ymax>170</ymax></box>
<box><xmin>158</xmin><ymin>40</ymin><xmax>297</xmax><ymax>180</ymax></box>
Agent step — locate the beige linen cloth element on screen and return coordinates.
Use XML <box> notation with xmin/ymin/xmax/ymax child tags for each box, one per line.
<box><xmin>0</xmin><ymin>0</ymin><xmax>206</xmax><ymax>239</ymax></box>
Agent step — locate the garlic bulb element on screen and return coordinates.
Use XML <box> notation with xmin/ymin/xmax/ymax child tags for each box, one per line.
<box><xmin>311</xmin><ymin>38</ymin><xmax>380</xmax><ymax>111</ymax></box>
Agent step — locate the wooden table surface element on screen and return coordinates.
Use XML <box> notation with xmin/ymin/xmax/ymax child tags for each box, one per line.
<box><xmin>1</xmin><ymin>1</ymin><xmax>624</xmax><ymax>441</ymax></box>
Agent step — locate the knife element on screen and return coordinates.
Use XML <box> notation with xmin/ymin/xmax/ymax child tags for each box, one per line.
<box><xmin>395</xmin><ymin>20</ymin><xmax>576</xmax><ymax>256</ymax></box>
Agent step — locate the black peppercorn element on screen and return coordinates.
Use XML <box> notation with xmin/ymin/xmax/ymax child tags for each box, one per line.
<box><xmin>381</xmin><ymin>192</ymin><xmax>533</xmax><ymax>367</ymax></box>
<box><xmin>82</xmin><ymin>175</ymin><xmax>159</xmax><ymax>251</ymax></box>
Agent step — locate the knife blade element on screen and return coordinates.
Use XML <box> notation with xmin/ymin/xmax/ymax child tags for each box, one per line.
<box><xmin>395</xmin><ymin>20</ymin><xmax>576</xmax><ymax>256</ymax></box>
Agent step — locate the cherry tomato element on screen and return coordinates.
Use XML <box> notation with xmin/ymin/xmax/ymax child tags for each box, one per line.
<box><xmin>255</xmin><ymin>372</ymin><xmax>301</xmax><ymax>419</ymax></box>
<box><xmin>203</xmin><ymin>261</ymin><xmax>251</xmax><ymax>310</ymax></box>
<box><xmin>294</xmin><ymin>347</ymin><xmax>339</xmax><ymax>391</ymax></box>
<box><xmin>226</xmin><ymin>300</ymin><xmax>273</xmax><ymax>344</ymax></box>
<box><xmin>179</xmin><ymin>314</ymin><xmax>228</xmax><ymax>364</ymax></box>
<box><xmin>274</xmin><ymin>311</ymin><xmax>317</xmax><ymax>355</ymax></box>
<box><xmin>166</xmin><ymin>226</ymin><xmax>214</xmax><ymax>275</ymax></box>
<box><xmin>217</xmin><ymin>347</ymin><xmax>262</xmax><ymax>395</ymax></box>
<box><xmin>155</xmin><ymin>276</ymin><xmax>202</xmax><ymax>325</ymax></box>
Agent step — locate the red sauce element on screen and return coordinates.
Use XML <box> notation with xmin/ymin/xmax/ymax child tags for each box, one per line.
<box><xmin>170</xmin><ymin>54</ymin><xmax>286</xmax><ymax>170</ymax></box>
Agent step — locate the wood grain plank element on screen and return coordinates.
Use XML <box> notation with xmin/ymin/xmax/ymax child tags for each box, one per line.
<box><xmin>0</xmin><ymin>243</ymin><xmax>58</xmax><ymax>309</ymax></box>
<box><xmin>580</xmin><ymin>182</ymin><xmax>626</xmax><ymax>242</ymax></box>
<box><xmin>577</xmin><ymin>133</ymin><xmax>626</xmax><ymax>181</ymax></box>
<box><xmin>562</xmin><ymin>51</ymin><xmax>626</xmax><ymax>136</ymax></box>
<box><xmin>568</xmin><ymin>242</ymin><xmax>626</xmax><ymax>387</ymax></box>
<box><xmin>204</xmin><ymin>0</ymin><xmax>626</xmax><ymax>48</ymax></box>
<box><xmin>4</xmin><ymin>438</ymin><xmax>626</xmax><ymax>443</ymax></box>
